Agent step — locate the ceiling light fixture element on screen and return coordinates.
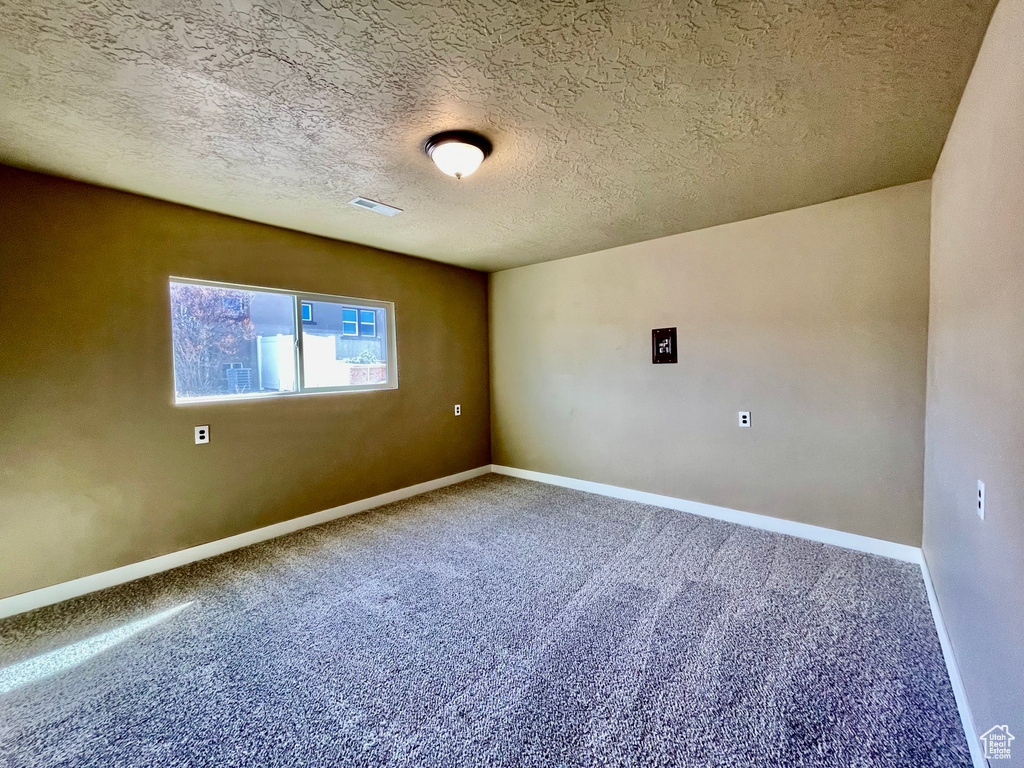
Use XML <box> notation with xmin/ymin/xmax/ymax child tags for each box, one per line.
<box><xmin>424</xmin><ymin>130</ymin><xmax>492</xmax><ymax>180</ymax></box>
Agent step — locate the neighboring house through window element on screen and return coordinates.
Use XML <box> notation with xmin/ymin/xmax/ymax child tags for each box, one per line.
<box><xmin>169</xmin><ymin>278</ymin><xmax>396</xmax><ymax>403</ymax></box>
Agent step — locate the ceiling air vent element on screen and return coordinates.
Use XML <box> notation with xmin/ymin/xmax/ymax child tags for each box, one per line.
<box><xmin>348</xmin><ymin>197</ymin><xmax>402</xmax><ymax>216</ymax></box>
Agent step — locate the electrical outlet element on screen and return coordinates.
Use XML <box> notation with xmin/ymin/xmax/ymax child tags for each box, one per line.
<box><xmin>738</xmin><ymin>411</ymin><xmax>751</xmax><ymax>428</ymax></box>
<box><xmin>977</xmin><ymin>480</ymin><xmax>985</xmax><ymax>520</ymax></box>
<box><xmin>454</xmin><ymin>404</ymin><xmax>461</xmax><ymax>416</ymax></box>
<box><xmin>195</xmin><ymin>425</ymin><xmax>210</xmax><ymax>444</ymax></box>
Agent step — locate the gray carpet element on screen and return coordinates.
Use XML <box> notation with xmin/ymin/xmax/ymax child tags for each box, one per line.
<box><xmin>0</xmin><ymin>475</ymin><xmax>970</xmax><ymax>767</ymax></box>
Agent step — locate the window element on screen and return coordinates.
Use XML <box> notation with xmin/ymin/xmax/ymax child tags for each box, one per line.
<box><xmin>342</xmin><ymin>307</ymin><xmax>358</xmax><ymax>336</ymax></box>
<box><xmin>360</xmin><ymin>310</ymin><xmax>376</xmax><ymax>337</ymax></box>
<box><xmin>169</xmin><ymin>278</ymin><xmax>396</xmax><ymax>403</ymax></box>
<box><xmin>300</xmin><ymin>301</ymin><xmax>390</xmax><ymax>388</ymax></box>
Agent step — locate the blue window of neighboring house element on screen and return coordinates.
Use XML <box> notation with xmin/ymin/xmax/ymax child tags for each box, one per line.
<box><xmin>342</xmin><ymin>307</ymin><xmax>359</xmax><ymax>335</ymax></box>
<box><xmin>301</xmin><ymin>302</ymin><xmax>313</xmax><ymax>322</ymax></box>
<box><xmin>360</xmin><ymin>310</ymin><xmax>376</xmax><ymax>337</ymax></box>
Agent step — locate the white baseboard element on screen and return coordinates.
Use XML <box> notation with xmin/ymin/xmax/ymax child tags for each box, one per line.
<box><xmin>490</xmin><ymin>464</ymin><xmax>922</xmax><ymax>563</ymax></box>
<box><xmin>919</xmin><ymin>555</ymin><xmax>986</xmax><ymax>768</ymax></box>
<box><xmin>2</xmin><ymin>461</ymin><xmax>982</xmax><ymax>765</ymax></box>
<box><xmin>0</xmin><ymin>465</ymin><xmax>491</xmax><ymax>620</ymax></box>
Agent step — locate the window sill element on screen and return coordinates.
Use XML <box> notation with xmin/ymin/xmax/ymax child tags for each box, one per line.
<box><xmin>174</xmin><ymin>383</ymin><xmax>398</xmax><ymax>406</ymax></box>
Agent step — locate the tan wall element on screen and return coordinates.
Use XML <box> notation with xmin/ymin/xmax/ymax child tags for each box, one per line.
<box><xmin>0</xmin><ymin>165</ymin><xmax>490</xmax><ymax>600</ymax></box>
<box><xmin>924</xmin><ymin>0</ymin><xmax>1024</xmax><ymax>736</ymax></box>
<box><xmin>491</xmin><ymin>182</ymin><xmax>931</xmax><ymax>546</ymax></box>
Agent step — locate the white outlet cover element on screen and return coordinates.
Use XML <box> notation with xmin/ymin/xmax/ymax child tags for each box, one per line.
<box><xmin>195</xmin><ymin>425</ymin><xmax>210</xmax><ymax>444</ymax></box>
<box><xmin>454</xmin><ymin>404</ymin><xmax>461</xmax><ymax>416</ymax></box>
<box><xmin>977</xmin><ymin>480</ymin><xmax>985</xmax><ymax>520</ymax></box>
<box><xmin>738</xmin><ymin>411</ymin><xmax>751</xmax><ymax>428</ymax></box>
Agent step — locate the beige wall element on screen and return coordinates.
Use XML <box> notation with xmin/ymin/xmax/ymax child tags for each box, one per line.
<box><xmin>491</xmin><ymin>182</ymin><xmax>931</xmax><ymax>546</ymax></box>
<box><xmin>924</xmin><ymin>0</ymin><xmax>1024</xmax><ymax>737</ymax></box>
<box><xmin>0</xmin><ymin>165</ymin><xmax>490</xmax><ymax>600</ymax></box>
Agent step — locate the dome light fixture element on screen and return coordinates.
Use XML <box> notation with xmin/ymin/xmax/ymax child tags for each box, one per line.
<box><xmin>424</xmin><ymin>130</ymin><xmax>492</xmax><ymax>180</ymax></box>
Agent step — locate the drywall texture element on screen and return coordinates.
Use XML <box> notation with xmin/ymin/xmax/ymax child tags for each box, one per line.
<box><xmin>0</xmin><ymin>165</ymin><xmax>490</xmax><ymax>600</ymax></box>
<box><xmin>491</xmin><ymin>182</ymin><xmax>931</xmax><ymax>546</ymax></box>
<box><xmin>0</xmin><ymin>0</ymin><xmax>995</xmax><ymax>271</ymax></box>
<box><xmin>923</xmin><ymin>0</ymin><xmax>1024</xmax><ymax>739</ymax></box>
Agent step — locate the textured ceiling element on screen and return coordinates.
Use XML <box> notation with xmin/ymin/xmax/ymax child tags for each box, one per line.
<box><xmin>0</xmin><ymin>0</ymin><xmax>996</xmax><ymax>271</ymax></box>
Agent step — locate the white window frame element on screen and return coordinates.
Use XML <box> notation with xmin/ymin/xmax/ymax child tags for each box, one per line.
<box><xmin>170</xmin><ymin>277</ymin><xmax>398</xmax><ymax>405</ymax></box>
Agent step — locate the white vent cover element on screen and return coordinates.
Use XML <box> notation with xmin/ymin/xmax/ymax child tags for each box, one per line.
<box><xmin>348</xmin><ymin>197</ymin><xmax>402</xmax><ymax>216</ymax></box>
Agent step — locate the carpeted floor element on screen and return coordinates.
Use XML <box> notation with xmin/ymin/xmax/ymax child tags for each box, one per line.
<box><xmin>0</xmin><ymin>475</ymin><xmax>969</xmax><ymax>767</ymax></box>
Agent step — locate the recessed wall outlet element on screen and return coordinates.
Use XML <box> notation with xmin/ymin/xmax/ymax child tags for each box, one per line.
<box><xmin>195</xmin><ymin>426</ymin><xmax>210</xmax><ymax>444</ymax></box>
<box><xmin>977</xmin><ymin>480</ymin><xmax>985</xmax><ymax>520</ymax></box>
<box><xmin>738</xmin><ymin>411</ymin><xmax>751</xmax><ymax>428</ymax></box>
<box><xmin>454</xmin><ymin>404</ymin><xmax>461</xmax><ymax>416</ymax></box>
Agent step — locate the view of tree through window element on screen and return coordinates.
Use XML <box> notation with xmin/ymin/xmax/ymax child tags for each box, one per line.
<box><xmin>169</xmin><ymin>280</ymin><xmax>395</xmax><ymax>402</ymax></box>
